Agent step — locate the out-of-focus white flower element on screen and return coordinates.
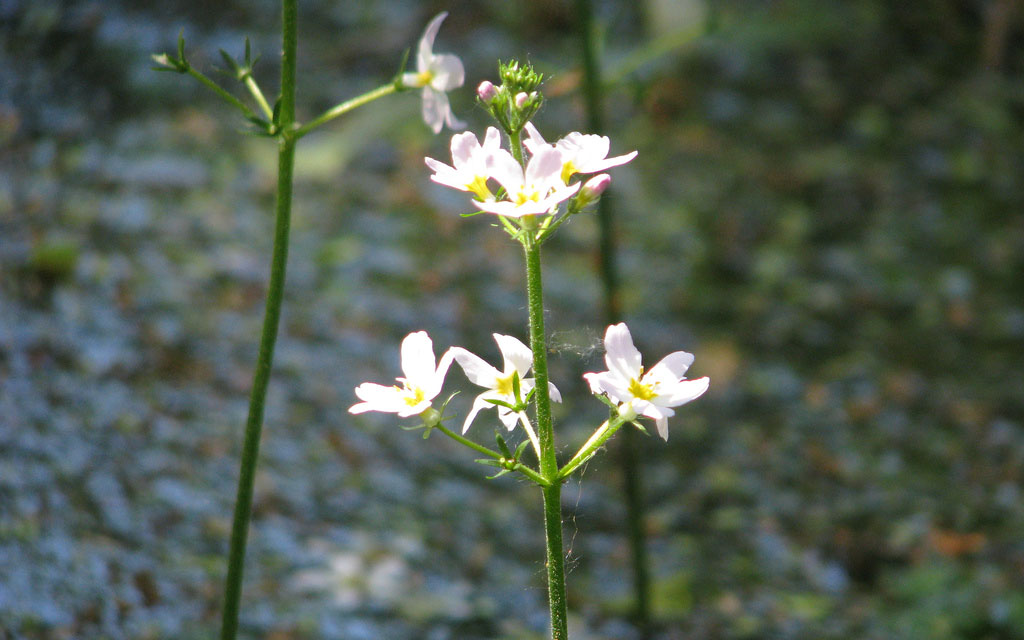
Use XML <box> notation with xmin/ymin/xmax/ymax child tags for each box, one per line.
<box><xmin>349</xmin><ymin>331</ymin><xmax>453</xmax><ymax>419</ymax></box>
<box><xmin>523</xmin><ymin>122</ymin><xmax>637</xmax><ymax>184</ymax></box>
<box><xmin>583</xmin><ymin>323</ymin><xmax>709</xmax><ymax>440</ymax></box>
<box><xmin>425</xmin><ymin>127</ymin><xmax>502</xmax><ymax>200</ymax></box>
<box><xmin>472</xmin><ymin>146</ymin><xmax>579</xmax><ymax>217</ymax></box>
<box><xmin>449</xmin><ymin>334</ymin><xmax>561</xmax><ymax>435</ymax></box>
<box><xmin>401</xmin><ymin>12</ymin><xmax>465</xmax><ymax>134</ymax></box>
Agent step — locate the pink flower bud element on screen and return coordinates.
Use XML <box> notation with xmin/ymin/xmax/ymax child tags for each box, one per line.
<box><xmin>514</xmin><ymin>91</ymin><xmax>530</xmax><ymax>108</ymax></box>
<box><xmin>477</xmin><ymin>80</ymin><xmax>498</xmax><ymax>102</ymax></box>
<box><xmin>581</xmin><ymin>173</ymin><xmax>611</xmax><ymax>199</ymax></box>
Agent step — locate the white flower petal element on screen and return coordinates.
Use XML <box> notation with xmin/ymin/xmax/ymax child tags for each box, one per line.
<box><xmin>349</xmin><ymin>383</ymin><xmax>404</xmax><ymax>414</ymax></box>
<box><xmin>653</xmin><ymin>350</ymin><xmax>694</xmax><ymax>377</ymax></box>
<box><xmin>603</xmin><ymin>323</ymin><xmax>642</xmax><ymax>382</ymax></box>
<box><xmin>493</xmin><ymin>334</ymin><xmax>533</xmax><ymax>376</ymax></box>
<box><xmin>421</xmin><ymin>87</ymin><xmax>447</xmax><ymax>134</ymax></box>
<box><xmin>429</xmin><ymin>53</ymin><xmax>465</xmax><ymax>91</ymax></box>
<box><xmin>658</xmin><ymin>376</ymin><xmax>710</xmax><ymax>407</ymax></box>
<box><xmin>484</xmin><ymin>149</ymin><xmax>525</xmax><ymax>195</ymax></box>
<box><xmin>522</xmin><ymin>121</ymin><xmax>550</xmax><ymax>155</ymax></box>
<box><xmin>525</xmin><ymin>146</ymin><xmax>564</xmax><ymax>188</ymax></box>
<box><xmin>417</xmin><ymin>12</ymin><xmax>448</xmax><ymax>70</ymax></box>
<box><xmin>462</xmin><ymin>394</ymin><xmax>495</xmax><ymax>434</ymax></box>
<box><xmin>400</xmin><ymin>331</ymin><xmax>436</xmax><ymax>386</ymax></box>
<box><xmin>450</xmin><ymin>347</ymin><xmax>501</xmax><ymax>388</ymax></box>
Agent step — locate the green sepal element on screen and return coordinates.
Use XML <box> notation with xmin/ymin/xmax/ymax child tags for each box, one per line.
<box><xmin>459</xmin><ymin>210</ymin><xmax>486</xmax><ymax>217</ymax></box>
<box><xmin>514</xmin><ymin>439</ymin><xmax>530</xmax><ymax>459</ymax></box>
<box><xmin>485</xmin><ymin>398</ymin><xmax>516</xmax><ymax>410</ymax></box>
<box><xmin>392</xmin><ymin>47</ymin><xmax>412</xmax><ymax>91</ymax></box>
<box><xmin>511</xmin><ymin>371</ymin><xmax>522</xmax><ymax>404</ymax></box>
<box><xmin>495</xmin><ymin>433</ymin><xmax>512</xmax><ymax>458</ymax></box>
<box><xmin>219</xmin><ymin>48</ymin><xmax>242</xmax><ymax>77</ymax></box>
<box><xmin>630</xmin><ymin>420</ymin><xmax>651</xmax><ymax>436</ymax></box>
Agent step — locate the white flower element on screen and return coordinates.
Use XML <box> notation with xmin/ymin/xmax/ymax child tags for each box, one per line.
<box><xmin>450</xmin><ymin>334</ymin><xmax>561</xmax><ymax>435</ymax></box>
<box><xmin>401</xmin><ymin>12</ymin><xmax>466</xmax><ymax>134</ymax></box>
<box><xmin>583</xmin><ymin>323</ymin><xmax>709</xmax><ymax>440</ymax></box>
<box><xmin>425</xmin><ymin>127</ymin><xmax>502</xmax><ymax>200</ymax></box>
<box><xmin>523</xmin><ymin>122</ymin><xmax>637</xmax><ymax>184</ymax></box>
<box><xmin>349</xmin><ymin>331</ymin><xmax>454</xmax><ymax>418</ymax></box>
<box><xmin>472</xmin><ymin>146</ymin><xmax>579</xmax><ymax>217</ymax></box>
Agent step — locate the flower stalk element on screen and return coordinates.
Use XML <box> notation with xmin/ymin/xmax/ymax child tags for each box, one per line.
<box><xmin>218</xmin><ymin>3</ymin><xmax>297</xmax><ymax>640</ymax></box>
<box><xmin>523</xmin><ymin>238</ymin><xmax>569</xmax><ymax>639</ymax></box>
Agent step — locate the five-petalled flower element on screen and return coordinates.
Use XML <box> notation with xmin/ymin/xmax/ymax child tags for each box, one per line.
<box><xmin>471</xmin><ymin>145</ymin><xmax>580</xmax><ymax>217</ymax></box>
<box><xmin>523</xmin><ymin>122</ymin><xmax>637</xmax><ymax>184</ymax></box>
<box><xmin>583</xmin><ymin>323</ymin><xmax>709</xmax><ymax>440</ymax></box>
<box><xmin>349</xmin><ymin>331</ymin><xmax>454</xmax><ymax>419</ymax></box>
<box><xmin>449</xmin><ymin>334</ymin><xmax>561</xmax><ymax>435</ymax></box>
<box><xmin>401</xmin><ymin>12</ymin><xmax>465</xmax><ymax>134</ymax></box>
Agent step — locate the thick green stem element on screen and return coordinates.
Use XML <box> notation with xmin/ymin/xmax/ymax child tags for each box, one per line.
<box><xmin>574</xmin><ymin>0</ymin><xmax>651</xmax><ymax>630</ymax></box>
<box><xmin>295</xmin><ymin>83</ymin><xmax>397</xmax><ymax>138</ymax></box>
<box><xmin>542</xmin><ymin>483</ymin><xmax>568</xmax><ymax>640</ymax></box>
<box><xmin>524</xmin><ymin>240</ymin><xmax>568</xmax><ymax>639</ymax></box>
<box><xmin>219</xmin><ymin>2</ymin><xmax>297</xmax><ymax>639</ymax></box>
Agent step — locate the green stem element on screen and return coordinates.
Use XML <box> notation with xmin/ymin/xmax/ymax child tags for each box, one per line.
<box><xmin>244</xmin><ymin>75</ymin><xmax>275</xmax><ymax>120</ymax></box>
<box><xmin>574</xmin><ymin>0</ymin><xmax>651</xmax><ymax>630</ymax></box>
<box><xmin>294</xmin><ymin>83</ymin><xmax>397</xmax><ymax>138</ymax></box>
<box><xmin>187</xmin><ymin>67</ymin><xmax>259</xmax><ymax>121</ymax></box>
<box><xmin>433</xmin><ymin>424</ymin><xmax>548</xmax><ymax>486</ymax></box>
<box><xmin>434</xmin><ymin>424</ymin><xmax>503</xmax><ymax>460</ymax></box>
<box><xmin>558</xmin><ymin>415</ymin><xmax>627</xmax><ymax>479</ymax></box>
<box><xmin>524</xmin><ymin>240</ymin><xmax>568</xmax><ymax>639</ymax></box>
<box><xmin>219</xmin><ymin>1</ymin><xmax>297</xmax><ymax>639</ymax></box>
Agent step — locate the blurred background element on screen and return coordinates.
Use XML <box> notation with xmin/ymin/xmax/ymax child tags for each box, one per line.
<box><xmin>2</xmin><ymin>0</ymin><xmax>1024</xmax><ymax>638</ymax></box>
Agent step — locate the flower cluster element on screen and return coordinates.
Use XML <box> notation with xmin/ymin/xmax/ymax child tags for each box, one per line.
<box><xmin>350</xmin><ymin>324</ymin><xmax>706</xmax><ymax>442</ymax></box>
<box><xmin>425</xmin><ymin>123</ymin><xmax>636</xmax><ymax>219</ymax></box>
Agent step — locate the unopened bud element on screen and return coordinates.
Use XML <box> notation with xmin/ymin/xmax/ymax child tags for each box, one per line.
<box><xmin>477</xmin><ymin>80</ymin><xmax>498</xmax><ymax>102</ymax></box>
<box><xmin>420</xmin><ymin>407</ymin><xmax>441</xmax><ymax>428</ymax></box>
<box><xmin>580</xmin><ymin>173</ymin><xmax>611</xmax><ymax>200</ymax></box>
<box><xmin>515</xmin><ymin>91</ymin><xmax>530</xmax><ymax>108</ymax></box>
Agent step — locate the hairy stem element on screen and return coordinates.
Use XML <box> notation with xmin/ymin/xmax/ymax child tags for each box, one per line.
<box><xmin>524</xmin><ymin>240</ymin><xmax>568</xmax><ymax>639</ymax></box>
<box><xmin>219</xmin><ymin>1</ymin><xmax>297</xmax><ymax>638</ymax></box>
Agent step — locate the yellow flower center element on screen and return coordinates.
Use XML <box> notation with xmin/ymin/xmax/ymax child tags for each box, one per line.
<box><xmin>465</xmin><ymin>175</ymin><xmax>493</xmax><ymax>200</ymax></box>
<box><xmin>560</xmin><ymin>160</ymin><xmax>578</xmax><ymax>184</ymax></box>
<box><xmin>415</xmin><ymin>70</ymin><xmax>434</xmax><ymax>87</ymax></box>
<box><xmin>494</xmin><ymin>373</ymin><xmax>516</xmax><ymax>397</ymax></box>
<box><xmin>514</xmin><ymin>187</ymin><xmax>541</xmax><ymax>206</ymax></box>
<box><xmin>627</xmin><ymin>377</ymin><xmax>657</xmax><ymax>401</ymax></box>
<box><xmin>399</xmin><ymin>384</ymin><xmax>426</xmax><ymax>407</ymax></box>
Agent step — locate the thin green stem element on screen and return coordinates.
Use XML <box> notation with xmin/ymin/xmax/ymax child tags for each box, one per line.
<box><xmin>433</xmin><ymin>424</ymin><xmax>548</xmax><ymax>486</ymax></box>
<box><xmin>219</xmin><ymin>1</ymin><xmax>297</xmax><ymax>639</ymax></box>
<box><xmin>187</xmin><ymin>67</ymin><xmax>259</xmax><ymax>121</ymax></box>
<box><xmin>243</xmin><ymin>75</ymin><xmax>275</xmax><ymax>120</ymax></box>
<box><xmin>294</xmin><ymin>83</ymin><xmax>397</xmax><ymax>138</ymax></box>
<box><xmin>523</xmin><ymin>240</ymin><xmax>568</xmax><ymax>639</ymax></box>
<box><xmin>558</xmin><ymin>415</ymin><xmax>627</xmax><ymax>479</ymax></box>
<box><xmin>434</xmin><ymin>424</ymin><xmax>503</xmax><ymax>460</ymax></box>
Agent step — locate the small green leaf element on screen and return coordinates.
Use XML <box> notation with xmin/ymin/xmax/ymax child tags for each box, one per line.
<box><xmin>514</xmin><ymin>440</ymin><xmax>530</xmax><ymax>459</ymax></box>
<box><xmin>495</xmin><ymin>433</ymin><xmax>512</xmax><ymax>458</ymax></box>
